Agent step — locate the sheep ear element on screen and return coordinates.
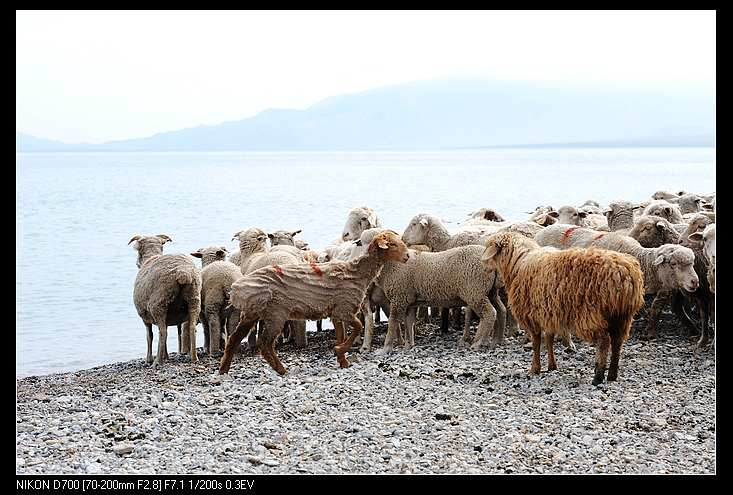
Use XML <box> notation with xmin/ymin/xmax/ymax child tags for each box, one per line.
<box><xmin>653</xmin><ymin>255</ymin><xmax>665</xmax><ymax>266</ymax></box>
<box><xmin>578</xmin><ymin>211</ymin><xmax>587</xmax><ymax>218</ymax></box>
<box><xmin>267</xmin><ymin>233</ymin><xmax>274</xmax><ymax>240</ymax></box>
<box><xmin>232</xmin><ymin>231</ymin><xmax>243</xmax><ymax>241</ymax></box>
<box><xmin>547</xmin><ymin>211</ymin><xmax>559</xmax><ymax>218</ymax></box>
<box><xmin>191</xmin><ymin>251</ymin><xmax>203</xmax><ymax>258</ymax></box>
<box><xmin>632</xmin><ymin>205</ymin><xmax>644</xmax><ymax>211</ymax></box>
<box><xmin>128</xmin><ymin>234</ymin><xmax>142</xmax><ymax>245</ymax></box>
<box><xmin>481</xmin><ymin>243</ymin><xmax>499</xmax><ymax>262</ymax></box>
<box><xmin>688</xmin><ymin>232</ymin><xmax>704</xmax><ymax>243</ymax></box>
<box><xmin>216</xmin><ymin>250</ymin><xmax>226</xmax><ymax>257</ymax></box>
<box><xmin>221</xmin><ymin>246</ymin><xmax>228</xmax><ymax>252</ymax></box>
<box><xmin>664</xmin><ymin>207</ymin><xmax>672</xmax><ymax>215</ymax></box>
<box><xmin>419</xmin><ymin>218</ymin><xmax>429</xmax><ymax>228</ymax></box>
<box><xmin>291</xmin><ymin>230</ymin><xmax>302</xmax><ymax>237</ymax></box>
<box><xmin>156</xmin><ymin>234</ymin><xmax>172</xmax><ymax>244</ymax></box>
<box><xmin>377</xmin><ymin>238</ymin><xmax>389</xmax><ymax>249</ymax></box>
<box><xmin>354</xmin><ymin>239</ymin><xmax>363</xmax><ymax>246</ymax></box>
<box><xmin>656</xmin><ymin>221</ymin><xmax>666</xmax><ymax>230</ymax></box>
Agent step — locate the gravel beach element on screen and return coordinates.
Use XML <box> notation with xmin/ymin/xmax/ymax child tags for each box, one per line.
<box><xmin>16</xmin><ymin>312</ymin><xmax>715</xmax><ymax>475</ymax></box>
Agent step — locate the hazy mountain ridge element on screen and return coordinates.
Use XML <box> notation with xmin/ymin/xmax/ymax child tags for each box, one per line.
<box><xmin>17</xmin><ymin>79</ymin><xmax>715</xmax><ymax>151</ymax></box>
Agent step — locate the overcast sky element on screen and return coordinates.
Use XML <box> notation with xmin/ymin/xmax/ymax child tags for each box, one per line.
<box><xmin>16</xmin><ymin>10</ymin><xmax>715</xmax><ymax>144</ymax></box>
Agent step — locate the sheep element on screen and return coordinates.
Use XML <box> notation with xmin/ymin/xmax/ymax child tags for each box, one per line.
<box><xmin>603</xmin><ymin>200</ymin><xmax>639</xmax><ymax>232</ymax></box>
<box><xmin>370</xmin><ymin>244</ymin><xmax>505</xmax><ymax>354</ymax></box>
<box><xmin>220</xmin><ymin>231</ymin><xmax>410</xmax><ymax>375</ymax></box>
<box><xmin>267</xmin><ymin>229</ymin><xmax>302</xmax><ymax>247</ymax></box>
<box><xmin>534</xmin><ymin>224</ymin><xmax>699</xmax><ymax>339</ymax></box>
<box><xmin>129</xmin><ymin>234</ymin><xmax>201</xmax><ymax>366</ymax></box>
<box><xmin>674</xmin><ymin>194</ymin><xmax>704</xmax><ymax>215</ymax></box>
<box><xmin>556</xmin><ymin>205</ymin><xmax>608</xmax><ymax>231</ymax></box>
<box><xmin>627</xmin><ymin>215</ymin><xmax>680</xmax><ymax>248</ymax></box>
<box><xmin>643</xmin><ymin>200</ymin><xmax>684</xmax><ymax>224</ymax></box>
<box><xmin>402</xmin><ymin>213</ymin><xmax>486</xmax><ymax>251</ymax></box>
<box><xmin>341</xmin><ymin>206</ymin><xmax>382</xmax><ymax>241</ymax></box>
<box><xmin>579</xmin><ymin>200</ymin><xmax>602</xmax><ymax>215</ymax></box>
<box><xmin>190</xmin><ymin>245</ymin><xmax>228</xmax><ymax>267</ymax></box>
<box><xmin>197</xmin><ymin>256</ymin><xmax>243</xmax><ymax>355</ymax></box>
<box><xmin>481</xmin><ymin>232</ymin><xmax>645</xmax><ymax>385</ymax></box>
<box><xmin>466</xmin><ymin>207</ymin><xmax>506</xmax><ymax>223</ymax></box>
<box><xmin>690</xmin><ymin>223</ymin><xmax>715</xmax><ymax>294</ymax></box>
<box><xmin>652</xmin><ymin>190</ymin><xmax>684</xmax><ymax>201</ymax></box>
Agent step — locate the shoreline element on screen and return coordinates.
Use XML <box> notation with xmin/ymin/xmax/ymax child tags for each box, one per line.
<box><xmin>17</xmin><ymin>314</ymin><xmax>715</xmax><ymax>474</ymax></box>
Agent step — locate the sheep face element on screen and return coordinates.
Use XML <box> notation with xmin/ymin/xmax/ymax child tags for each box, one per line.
<box><xmin>628</xmin><ymin>216</ymin><xmax>678</xmax><ymax>248</ymax></box>
<box><xmin>191</xmin><ymin>245</ymin><xmax>228</xmax><ymax>267</ymax></box>
<box><xmin>402</xmin><ymin>214</ymin><xmax>432</xmax><ymax>246</ymax></box>
<box><xmin>342</xmin><ymin>207</ymin><xmax>380</xmax><ymax>241</ymax></box>
<box><xmin>268</xmin><ymin>229</ymin><xmax>302</xmax><ymax>247</ymax></box>
<box><xmin>653</xmin><ymin>245</ymin><xmax>699</xmax><ymax>293</ymax></box>
<box><xmin>676</xmin><ymin>194</ymin><xmax>703</xmax><ymax>215</ymax></box>
<box><xmin>480</xmin><ymin>231</ymin><xmax>538</xmax><ymax>272</ymax></box>
<box><xmin>528</xmin><ymin>206</ymin><xmax>559</xmax><ymax>226</ymax></box>
<box><xmin>233</xmin><ymin>228</ymin><xmax>268</xmax><ymax>254</ymax></box>
<box><xmin>643</xmin><ymin>201</ymin><xmax>684</xmax><ymax>224</ymax></box>
<box><xmin>652</xmin><ymin>190</ymin><xmax>678</xmax><ymax>200</ymax></box>
<box><xmin>128</xmin><ymin>234</ymin><xmax>172</xmax><ymax>268</ymax></box>
<box><xmin>294</xmin><ymin>239</ymin><xmax>310</xmax><ymax>251</ymax></box>
<box><xmin>369</xmin><ymin>230</ymin><xmax>409</xmax><ymax>263</ymax></box>
<box><xmin>680</xmin><ymin>214</ymin><xmax>713</xmax><ymax>248</ymax></box>
<box><xmin>557</xmin><ymin>206</ymin><xmax>587</xmax><ymax>225</ymax></box>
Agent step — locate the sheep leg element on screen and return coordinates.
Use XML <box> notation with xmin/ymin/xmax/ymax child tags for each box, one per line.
<box><xmin>248</xmin><ymin>321</ymin><xmax>260</xmax><ymax>350</ymax></box>
<box><xmin>452</xmin><ymin>308</ymin><xmax>462</xmax><ymax>330</ymax></box>
<box><xmin>335</xmin><ymin>316</ymin><xmax>364</xmax><ymax>355</ymax></box>
<box><xmin>695</xmin><ymin>296</ymin><xmax>711</xmax><ymax>350</ymax></box>
<box><xmin>258</xmin><ymin>318</ymin><xmax>288</xmax><ymax>375</ymax></box>
<box><xmin>207</xmin><ymin>310</ymin><xmax>221</xmax><ymax>356</ymax></box>
<box><xmin>440</xmin><ymin>308</ymin><xmax>450</xmax><ymax>334</ymax></box>
<box><xmin>201</xmin><ymin>316</ymin><xmax>211</xmax><ymax>355</ymax></box>
<box><xmin>470</xmin><ymin>301</ymin><xmax>497</xmax><ymax>351</ymax></box>
<box><xmin>528</xmin><ymin>330</ymin><xmax>542</xmax><ymax>376</ymax></box>
<box><xmin>643</xmin><ymin>293</ymin><xmax>668</xmax><ymax>339</ymax></box>
<box><xmin>488</xmin><ymin>289</ymin><xmax>507</xmax><ymax>346</ymax></box>
<box><xmin>461</xmin><ymin>308</ymin><xmax>474</xmax><ymax>345</ymax></box>
<box><xmin>177</xmin><ymin>324</ymin><xmax>183</xmax><ymax>353</ymax></box>
<box><xmin>607</xmin><ymin>332</ymin><xmax>624</xmax><ymax>382</ymax></box>
<box><xmin>561</xmin><ymin>333</ymin><xmax>577</xmax><ymax>353</ymax></box>
<box><xmin>417</xmin><ymin>306</ymin><xmax>429</xmax><ymax>324</ymax></box>
<box><xmin>187</xmin><ymin>309</ymin><xmax>198</xmax><ymax>363</ymax></box>
<box><xmin>145</xmin><ymin>323</ymin><xmax>154</xmax><ymax>364</ymax></box>
<box><xmin>404</xmin><ymin>307</ymin><xmax>416</xmax><ymax>349</ymax></box>
<box><xmin>377</xmin><ymin>310</ymin><xmax>402</xmax><ymax>355</ymax></box>
<box><xmin>219</xmin><ymin>315</ymin><xmax>257</xmax><ymax>374</ymax></box>
<box><xmin>316</xmin><ymin>319</ymin><xmax>323</xmax><ymax>332</ymax></box>
<box><xmin>332</xmin><ymin>319</ymin><xmax>350</xmax><ymax>368</ymax></box>
<box><xmin>592</xmin><ymin>333</ymin><xmax>611</xmax><ymax>386</ymax></box>
<box><xmin>180</xmin><ymin>322</ymin><xmax>190</xmax><ymax>356</ymax></box>
<box><xmin>153</xmin><ymin>318</ymin><xmax>168</xmax><ymax>367</ymax></box>
<box><xmin>374</xmin><ymin>306</ymin><xmax>381</xmax><ymax>325</ymax></box>
<box><xmin>670</xmin><ymin>292</ymin><xmax>698</xmax><ymax>336</ymax></box>
<box><xmin>361</xmin><ymin>302</ymin><xmax>375</xmax><ymax>353</ymax></box>
<box><xmin>545</xmin><ymin>333</ymin><xmax>557</xmax><ymax>371</ymax></box>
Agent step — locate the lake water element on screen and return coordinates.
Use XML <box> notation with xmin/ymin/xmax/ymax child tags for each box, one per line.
<box><xmin>16</xmin><ymin>148</ymin><xmax>715</xmax><ymax>377</ymax></box>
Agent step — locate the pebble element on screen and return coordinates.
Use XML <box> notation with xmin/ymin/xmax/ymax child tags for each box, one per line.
<box><xmin>15</xmin><ymin>316</ymin><xmax>715</xmax><ymax>474</ymax></box>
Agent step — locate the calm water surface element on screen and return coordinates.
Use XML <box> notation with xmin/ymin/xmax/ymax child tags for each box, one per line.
<box><xmin>16</xmin><ymin>148</ymin><xmax>715</xmax><ymax>377</ymax></box>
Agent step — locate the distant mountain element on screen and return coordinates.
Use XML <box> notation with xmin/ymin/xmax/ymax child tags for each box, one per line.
<box><xmin>17</xmin><ymin>78</ymin><xmax>715</xmax><ymax>151</ymax></box>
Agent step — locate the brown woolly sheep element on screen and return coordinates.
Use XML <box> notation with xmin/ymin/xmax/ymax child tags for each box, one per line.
<box><xmin>481</xmin><ymin>232</ymin><xmax>645</xmax><ymax>385</ymax></box>
<box><xmin>220</xmin><ymin>230</ymin><xmax>410</xmax><ymax>375</ymax></box>
<box><xmin>129</xmin><ymin>234</ymin><xmax>201</xmax><ymax>366</ymax></box>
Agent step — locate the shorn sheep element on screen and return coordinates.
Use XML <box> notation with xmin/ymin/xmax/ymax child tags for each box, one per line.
<box><xmin>481</xmin><ymin>232</ymin><xmax>645</xmax><ymax>385</ymax></box>
<box><xmin>129</xmin><ymin>234</ymin><xmax>201</xmax><ymax>366</ymax></box>
<box><xmin>220</xmin><ymin>230</ymin><xmax>410</xmax><ymax>375</ymax></box>
<box><xmin>690</xmin><ymin>223</ymin><xmax>716</xmax><ymax>294</ymax></box>
<box><xmin>193</xmin><ymin>248</ymin><xmax>243</xmax><ymax>356</ymax></box>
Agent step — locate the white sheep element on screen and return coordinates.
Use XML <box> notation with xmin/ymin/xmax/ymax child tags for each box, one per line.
<box><xmin>340</xmin><ymin>206</ymin><xmax>382</xmax><ymax>241</ymax></box>
<box><xmin>129</xmin><ymin>234</ymin><xmax>201</xmax><ymax>366</ymax></box>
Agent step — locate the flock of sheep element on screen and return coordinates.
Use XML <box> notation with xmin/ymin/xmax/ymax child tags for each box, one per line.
<box><xmin>128</xmin><ymin>189</ymin><xmax>716</xmax><ymax>386</ymax></box>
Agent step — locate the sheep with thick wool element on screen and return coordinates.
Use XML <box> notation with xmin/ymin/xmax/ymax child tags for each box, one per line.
<box><xmin>129</xmin><ymin>234</ymin><xmax>201</xmax><ymax>366</ymax></box>
<box><xmin>481</xmin><ymin>232</ymin><xmax>645</xmax><ymax>385</ymax></box>
<box><xmin>220</xmin><ymin>231</ymin><xmax>410</xmax><ymax>375</ymax></box>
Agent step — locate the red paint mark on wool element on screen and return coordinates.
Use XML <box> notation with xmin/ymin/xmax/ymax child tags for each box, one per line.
<box><xmin>310</xmin><ymin>260</ymin><xmax>324</xmax><ymax>277</ymax></box>
<box><xmin>562</xmin><ymin>226</ymin><xmax>581</xmax><ymax>245</ymax></box>
<box><xmin>594</xmin><ymin>233</ymin><xmax>605</xmax><ymax>240</ymax></box>
<box><xmin>272</xmin><ymin>265</ymin><xmax>284</xmax><ymax>276</ymax></box>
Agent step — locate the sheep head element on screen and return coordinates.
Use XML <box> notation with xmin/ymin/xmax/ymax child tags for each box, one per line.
<box><xmin>557</xmin><ymin>205</ymin><xmax>587</xmax><ymax>225</ymax></box>
<box><xmin>233</xmin><ymin>228</ymin><xmax>268</xmax><ymax>254</ymax></box>
<box><xmin>402</xmin><ymin>214</ymin><xmax>434</xmax><ymax>245</ymax></box>
<box><xmin>481</xmin><ymin>231</ymin><xmax>538</xmax><ymax>274</ymax></box>
<box><xmin>342</xmin><ymin>206</ymin><xmax>381</xmax><ymax>241</ymax></box>
<box><xmin>268</xmin><ymin>229</ymin><xmax>302</xmax><ymax>247</ymax></box>
<box><xmin>368</xmin><ymin>230</ymin><xmax>409</xmax><ymax>263</ymax></box>
<box><xmin>628</xmin><ymin>215</ymin><xmax>678</xmax><ymax>248</ymax></box>
<box><xmin>652</xmin><ymin>245</ymin><xmax>699</xmax><ymax>293</ymax></box>
<box><xmin>191</xmin><ymin>245</ymin><xmax>228</xmax><ymax>267</ymax></box>
<box><xmin>129</xmin><ymin>234</ymin><xmax>172</xmax><ymax>268</ymax></box>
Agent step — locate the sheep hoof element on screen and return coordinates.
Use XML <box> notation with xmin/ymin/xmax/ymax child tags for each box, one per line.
<box><xmin>145</xmin><ymin>356</ymin><xmax>154</xmax><ymax>364</ymax></box>
<box><xmin>211</xmin><ymin>351</ymin><xmax>224</xmax><ymax>359</ymax></box>
<box><xmin>591</xmin><ymin>378</ymin><xmax>603</xmax><ymax>386</ymax></box>
<box><xmin>469</xmin><ymin>343</ymin><xmax>481</xmax><ymax>351</ymax></box>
